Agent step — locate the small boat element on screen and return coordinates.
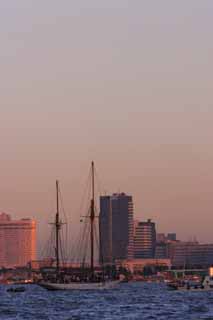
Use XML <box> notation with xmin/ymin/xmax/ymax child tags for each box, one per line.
<box><xmin>7</xmin><ymin>286</ymin><xmax>26</xmax><ymax>293</ymax></box>
<box><xmin>39</xmin><ymin>162</ymin><xmax>120</xmax><ymax>291</ymax></box>
<box><xmin>167</xmin><ymin>275</ymin><xmax>213</xmax><ymax>292</ymax></box>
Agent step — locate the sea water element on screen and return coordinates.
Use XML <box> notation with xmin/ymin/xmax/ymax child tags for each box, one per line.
<box><xmin>1</xmin><ymin>282</ymin><xmax>213</xmax><ymax>320</ymax></box>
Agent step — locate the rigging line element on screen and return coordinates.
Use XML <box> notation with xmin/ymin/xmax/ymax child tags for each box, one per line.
<box><xmin>94</xmin><ymin>221</ymin><xmax>99</xmax><ymax>249</ymax></box>
<box><xmin>98</xmin><ymin>216</ymin><xmax>105</xmax><ymax>276</ymax></box>
<box><xmin>81</xmin><ymin>222</ymin><xmax>90</xmax><ymax>267</ymax></box>
<box><xmin>71</xmin><ymin>217</ymin><xmax>88</xmax><ymax>263</ymax></box>
<box><xmin>69</xmin><ymin>234</ymin><xmax>78</xmax><ymax>262</ymax></box>
<box><xmin>94</xmin><ymin>165</ymin><xmax>105</xmax><ymax>197</ymax></box>
<box><xmin>94</xmin><ymin>204</ymin><xmax>98</xmax><ymax>216</ymax></box>
<box><xmin>79</xmin><ymin>217</ymin><xmax>90</xmax><ymax>263</ymax></box>
<box><xmin>60</xmin><ymin>228</ymin><xmax>67</xmax><ymax>263</ymax></box>
<box><xmin>77</xmin><ymin>217</ymin><xmax>90</xmax><ymax>263</ymax></box>
<box><xmin>51</xmin><ymin>227</ymin><xmax>57</xmax><ymax>262</ymax></box>
<box><xmin>68</xmin><ymin>221</ymin><xmax>79</xmax><ymax>261</ymax></box>
<box><xmin>59</xmin><ymin>233</ymin><xmax>66</xmax><ymax>267</ymax></box>
<box><xmin>71</xmin><ymin>168</ymin><xmax>92</xmax><ymax>262</ymax></box>
<box><xmin>69</xmin><ymin>222</ymin><xmax>82</xmax><ymax>262</ymax></box>
<box><xmin>69</xmin><ymin>171</ymin><xmax>92</xmax><ymax>262</ymax></box>
<box><xmin>77</xmin><ymin>168</ymin><xmax>92</xmax><ymax>219</ymax></box>
<box><xmin>69</xmin><ymin>164</ymin><xmax>96</xmax><ymax>263</ymax></box>
<box><xmin>94</xmin><ymin>222</ymin><xmax>100</xmax><ymax>263</ymax></box>
<box><xmin>40</xmin><ymin>234</ymin><xmax>49</xmax><ymax>259</ymax></box>
<box><xmin>57</xmin><ymin>185</ymin><xmax>69</xmax><ymax>263</ymax></box>
<box><xmin>65</xmin><ymin>223</ymin><xmax>68</xmax><ymax>262</ymax></box>
<box><xmin>75</xmin><ymin>208</ymin><xmax>90</xmax><ymax>252</ymax></box>
<box><xmin>58</xmin><ymin>214</ymin><xmax>68</xmax><ymax>262</ymax></box>
<box><xmin>71</xmin><ymin>223</ymin><xmax>83</xmax><ymax>261</ymax></box>
<box><xmin>42</xmin><ymin>226</ymin><xmax>55</xmax><ymax>259</ymax></box>
<box><xmin>40</xmin><ymin>209</ymin><xmax>58</xmax><ymax>259</ymax></box>
<box><xmin>58</xmin><ymin>186</ymin><xmax>68</xmax><ymax>224</ymax></box>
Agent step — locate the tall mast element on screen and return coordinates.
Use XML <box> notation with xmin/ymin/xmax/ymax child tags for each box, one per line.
<box><xmin>90</xmin><ymin>161</ymin><xmax>95</xmax><ymax>277</ymax></box>
<box><xmin>55</xmin><ymin>180</ymin><xmax>60</xmax><ymax>276</ymax></box>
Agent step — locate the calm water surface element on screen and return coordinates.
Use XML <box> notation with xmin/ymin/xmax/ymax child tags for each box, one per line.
<box><xmin>1</xmin><ymin>282</ymin><xmax>213</xmax><ymax>320</ymax></box>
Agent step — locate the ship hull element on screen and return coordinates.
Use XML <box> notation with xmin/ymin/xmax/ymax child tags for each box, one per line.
<box><xmin>38</xmin><ymin>280</ymin><xmax>120</xmax><ymax>291</ymax></box>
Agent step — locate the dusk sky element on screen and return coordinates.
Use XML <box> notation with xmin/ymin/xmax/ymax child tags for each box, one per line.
<box><xmin>0</xmin><ymin>1</ymin><xmax>213</xmax><ymax>252</ymax></box>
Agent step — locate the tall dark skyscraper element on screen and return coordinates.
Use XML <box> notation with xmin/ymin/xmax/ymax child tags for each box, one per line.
<box><xmin>99</xmin><ymin>193</ymin><xmax>134</xmax><ymax>263</ymax></box>
<box><xmin>134</xmin><ymin>219</ymin><xmax>156</xmax><ymax>259</ymax></box>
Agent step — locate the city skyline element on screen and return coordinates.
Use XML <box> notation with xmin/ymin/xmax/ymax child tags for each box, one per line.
<box><xmin>1</xmin><ymin>205</ymin><xmax>212</xmax><ymax>269</ymax></box>
<box><xmin>0</xmin><ymin>1</ymin><xmax>213</xmax><ymax>248</ymax></box>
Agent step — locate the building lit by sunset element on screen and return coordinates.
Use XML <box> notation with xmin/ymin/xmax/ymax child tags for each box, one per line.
<box><xmin>0</xmin><ymin>213</ymin><xmax>36</xmax><ymax>268</ymax></box>
<box><xmin>134</xmin><ymin>219</ymin><xmax>156</xmax><ymax>259</ymax></box>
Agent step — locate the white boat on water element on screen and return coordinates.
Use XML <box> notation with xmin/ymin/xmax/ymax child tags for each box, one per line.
<box><xmin>38</xmin><ymin>279</ymin><xmax>120</xmax><ymax>291</ymax></box>
<box><xmin>38</xmin><ymin>163</ymin><xmax>120</xmax><ymax>291</ymax></box>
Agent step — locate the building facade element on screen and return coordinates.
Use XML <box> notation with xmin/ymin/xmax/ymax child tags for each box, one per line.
<box><xmin>116</xmin><ymin>258</ymin><xmax>171</xmax><ymax>274</ymax></box>
<box><xmin>0</xmin><ymin>213</ymin><xmax>36</xmax><ymax>268</ymax></box>
<box><xmin>155</xmin><ymin>233</ymin><xmax>177</xmax><ymax>259</ymax></box>
<box><xmin>99</xmin><ymin>193</ymin><xmax>134</xmax><ymax>263</ymax></box>
<box><xmin>134</xmin><ymin>219</ymin><xmax>156</xmax><ymax>259</ymax></box>
<box><xmin>169</xmin><ymin>242</ymin><xmax>213</xmax><ymax>268</ymax></box>
<box><xmin>155</xmin><ymin>242</ymin><xmax>169</xmax><ymax>259</ymax></box>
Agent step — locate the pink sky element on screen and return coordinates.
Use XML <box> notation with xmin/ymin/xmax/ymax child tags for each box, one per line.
<box><xmin>0</xmin><ymin>1</ymin><xmax>213</xmax><ymax>253</ymax></box>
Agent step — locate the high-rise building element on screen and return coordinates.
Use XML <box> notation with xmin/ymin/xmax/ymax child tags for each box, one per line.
<box><xmin>0</xmin><ymin>213</ymin><xmax>36</xmax><ymax>268</ymax></box>
<box><xmin>134</xmin><ymin>219</ymin><xmax>156</xmax><ymax>259</ymax></box>
<box><xmin>99</xmin><ymin>196</ymin><xmax>112</xmax><ymax>264</ymax></box>
<box><xmin>99</xmin><ymin>193</ymin><xmax>134</xmax><ymax>263</ymax></box>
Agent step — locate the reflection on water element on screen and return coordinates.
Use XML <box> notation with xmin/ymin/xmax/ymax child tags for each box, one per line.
<box><xmin>1</xmin><ymin>282</ymin><xmax>213</xmax><ymax>319</ymax></box>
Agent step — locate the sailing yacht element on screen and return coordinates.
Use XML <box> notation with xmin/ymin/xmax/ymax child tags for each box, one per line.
<box><xmin>38</xmin><ymin>162</ymin><xmax>120</xmax><ymax>290</ymax></box>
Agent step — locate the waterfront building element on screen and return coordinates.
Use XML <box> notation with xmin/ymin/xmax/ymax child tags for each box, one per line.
<box><xmin>116</xmin><ymin>258</ymin><xmax>171</xmax><ymax>274</ymax></box>
<box><xmin>99</xmin><ymin>193</ymin><xmax>134</xmax><ymax>263</ymax></box>
<box><xmin>134</xmin><ymin>219</ymin><xmax>156</xmax><ymax>259</ymax></box>
<box><xmin>169</xmin><ymin>242</ymin><xmax>213</xmax><ymax>268</ymax></box>
<box><xmin>0</xmin><ymin>213</ymin><xmax>36</xmax><ymax>268</ymax></box>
